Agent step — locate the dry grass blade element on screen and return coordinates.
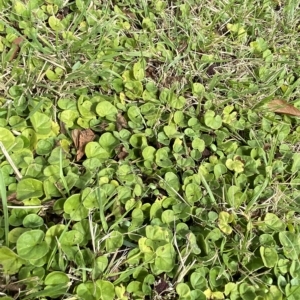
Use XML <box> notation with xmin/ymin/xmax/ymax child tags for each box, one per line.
<box><xmin>267</xmin><ymin>99</ymin><xmax>300</xmax><ymax>116</ymax></box>
<box><xmin>0</xmin><ymin>141</ymin><xmax>22</xmax><ymax>180</ymax></box>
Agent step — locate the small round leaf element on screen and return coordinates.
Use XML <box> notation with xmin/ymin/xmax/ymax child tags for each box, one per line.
<box><xmin>96</xmin><ymin>280</ymin><xmax>115</xmax><ymax>300</ymax></box>
<box><xmin>96</xmin><ymin>101</ymin><xmax>118</xmax><ymax>120</ymax></box>
<box><xmin>64</xmin><ymin>194</ymin><xmax>89</xmax><ymax>221</ymax></box>
<box><xmin>45</xmin><ymin>271</ymin><xmax>69</xmax><ymax>285</ymax></box>
<box><xmin>23</xmin><ymin>214</ymin><xmax>44</xmax><ymax>228</ymax></box>
<box><xmin>204</xmin><ymin>110</ymin><xmax>222</xmax><ymax>129</ymax></box>
<box><xmin>30</xmin><ymin>112</ymin><xmax>52</xmax><ymax>135</ymax></box>
<box><xmin>0</xmin><ymin>127</ymin><xmax>15</xmax><ymax>151</ymax></box>
<box><xmin>17</xmin><ymin>230</ymin><xmax>49</xmax><ymax>260</ymax></box>
<box><xmin>17</xmin><ymin>178</ymin><xmax>44</xmax><ymax>200</ymax></box>
<box><xmin>105</xmin><ymin>231</ymin><xmax>124</xmax><ymax>252</ymax></box>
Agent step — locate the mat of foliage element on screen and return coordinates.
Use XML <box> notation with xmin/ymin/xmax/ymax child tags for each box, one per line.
<box><xmin>1</xmin><ymin>0</ymin><xmax>300</xmax><ymax>299</ymax></box>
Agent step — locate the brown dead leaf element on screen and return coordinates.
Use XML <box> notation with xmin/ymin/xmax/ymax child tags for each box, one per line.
<box><xmin>72</xmin><ymin>128</ymin><xmax>95</xmax><ymax>161</ymax></box>
<box><xmin>0</xmin><ymin>281</ymin><xmax>26</xmax><ymax>293</ymax></box>
<box><xmin>59</xmin><ymin>121</ymin><xmax>67</xmax><ymax>135</ymax></box>
<box><xmin>267</xmin><ymin>99</ymin><xmax>300</xmax><ymax>116</ymax></box>
<box><xmin>72</xmin><ymin>129</ymin><xmax>80</xmax><ymax>149</ymax></box>
<box><xmin>56</xmin><ymin>6</ymin><xmax>70</xmax><ymax>20</ymax></box>
<box><xmin>116</xmin><ymin>146</ymin><xmax>129</xmax><ymax>160</ymax></box>
<box><xmin>116</xmin><ymin>113</ymin><xmax>128</xmax><ymax>131</ymax></box>
<box><xmin>9</xmin><ymin>37</ymin><xmax>24</xmax><ymax>61</ymax></box>
<box><xmin>0</xmin><ymin>193</ymin><xmax>23</xmax><ymax>207</ymax></box>
<box><xmin>13</xmin><ymin>37</ymin><xmax>24</xmax><ymax>46</ymax></box>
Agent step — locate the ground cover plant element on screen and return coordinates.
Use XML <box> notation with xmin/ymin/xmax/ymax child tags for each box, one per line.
<box><xmin>1</xmin><ymin>0</ymin><xmax>300</xmax><ymax>299</ymax></box>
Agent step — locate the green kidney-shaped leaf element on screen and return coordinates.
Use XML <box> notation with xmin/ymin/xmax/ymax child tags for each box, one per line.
<box><xmin>239</xmin><ymin>283</ymin><xmax>256</xmax><ymax>299</ymax></box>
<box><xmin>161</xmin><ymin>210</ymin><xmax>176</xmax><ymax>225</ymax></box>
<box><xmin>60</xmin><ymin>230</ymin><xmax>84</xmax><ymax>245</ymax></box>
<box><xmin>125</xmin><ymin>81</ymin><xmax>143</xmax><ymax>99</ymax></box>
<box><xmin>279</xmin><ymin>231</ymin><xmax>300</xmax><ymax>260</ymax></box>
<box><xmin>76</xmin><ymin>281</ymin><xmax>101</xmax><ymax>300</ymax></box>
<box><xmin>155</xmin><ymin>148</ymin><xmax>173</xmax><ymax>168</ymax></box>
<box><xmin>290</xmin><ymin>260</ymin><xmax>300</xmax><ymax>278</ymax></box>
<box><xmin>169</xmin><ymin>95</ymin><xmax>186</xmax><ymax>109</ymax></box>
<box><xmin>192</xmin><ymin>138</ymin><xmax>205</xmax><ymax>151</ymax></box>
<box><xmin>92</xmin><ymin>256</ymin><xmax>109</xmax><ymax>279</ymax></box>
<box><xmin>190</xmin><ymin>271</ymin><xmax>207</xmax><ymax>290</ymax></box>
<box><xmin>227</xmin><ymin>185</ymin><xmax>246</xmax><ymax>208</ymax></box>
<box><xmin>73</xmin><ymin>220</ymin><xmax>92</xmax><ymax>246</ymax></box>
<box><xmin>17</xmin><ymin>178</ymin><xmax>44</xmax><ymax>200</ymax></box>
<box><xmin>292</xmin><ymin>153</ymin><xmax>300</xmax><ymax>173</ymax></box>
<box><xmin>218</xmin><ymin>211</ymin><xmax>233</xmax><ymax>235</ymax></box>
<box><xmin>214</xmin><ymin>163</ymin><xmax>227</xmax><ymax>179</ymax></box>
<box><xmin>58</xmin><ymin>99</ymin><xmax>77</xmax><ymax>110</ymax></box>
<box><xmin>209</xmin><ymin>266</ymin><xmax>227</xmax><ymax>288</ymax></box>
<box><xmin>142</xmin><ymin>146</ymin><xmax>156</xmax><ymax>161</ymax></box>
<box><xmin>23</xmin><ymin>214</ymin><xmax>44</xmax><ymax>228</ymax></box>
<box><xmin>77</xmin><ymin>117</ymin><xmax>90</xmax><ymax>128</ymax></box>
<box><xmin>45</xmin><ymin>271</ymin><xmax>70</xmax><ymax>285</ymax></box>
<box><xmin>11</xmin><ymin>148</ymin><xmax>33</xmax><ymax>169</ymax></box>
<box><xmin>45</xmin><ymin>224</ymin><xmax>66</xmax><ymax>249</ymax></box>
<box><xmin>186</xmin><ymin>232</ymin><xmax>201</xmax><ymax>254</ymax></box>
<box><xmin>162</xmin><ymin>124</ymin><xmax>175</xmax><ymax>138</ymax></box>
<box><xmin>0</xmin><ymin>127</ymin><xmax>15</xmax><ymax>151</ymax></box>
<box><xmin>76</xmin><ymin>0</ymin><xmax>85</xmax><ymax>11</ymax></box>
<box><xmin>17</xmin><ymin>230</ymin><xmax>49</xmax><ymax>260</ymax></box>
<box><xmin>127</xmin><ymin>281</ymin><xmax>143</xmax><ymax>296</ymax></box>
<box><xmin>96</xmin><ymin>101</ymin><xmax>118</xmax><ymax>121</ymax></box>
<box><xmin>8</xmin><ymin>228</ymin><xmax>30</xmax><ymax>244</ymax></box>
<box><xmin>85</xmin><ymin>142</ymin><xmax>110</xmax><ymax>161</ymax></box>
<box><xmin>263</xmin><ymin>213</ymin><xmax>286</xmax><ymax>232</ymax></box>
<box><xmin>226</xmin><ymin>158</ymin><xmax>244</xmax><ymax>173</ymax></box>
<box><xmin>158</xmin><ymin>173</ymin><xmax>179</xmax><ymax>199</ymax></box>
<box><xmin>146</xmin><ymin>225</ymin><xmax>172</xmax><ymax>243</ymax></box>
<box><xmin>64</xmin><ymin>194</ymin><xmax>89</xmax><ymax>221</ymax></box>
<box><xmin>96</xmin><ymin>280</ymin><xmax>115</xmax><ymax>300</ymax></box>
<box><xmin>227</xmin><ymin>23</ymin><xmax>247</xmax><ymax>42</ymax></box>
<box><xmin>154</xmin><ymin>243</ymin><xmax>176</xmax><ymax>273</ymax></box>
<box><xmin>36</xmin><ymin>138</ymin><xmax>55</xmax><ymax>155</ymax></box>
<box><xmin>127</xmin><ymin>106</ymin><xmax>143</xmax><ymax>124</ymax></box>
<box><xmin>173</xmin><ymin>111</ymin><xmax>185</xmax><ymax>125</ymax></box>
<box><xmin>78</xmin><ymin>100</ymin><xmax>94</xmax><ymax>118</ymax></box>
<box><xmin>191</xmin><ymin>290</ymin><xmax>206</xmax><ymax>300</ymax></box>
<box><xmin>49</xmin><ymin>16</ymin><xmax>64</xmax><ymax>31</ymax></box>
<box><xmin>259</xmin><ymin>234</ymin><xmax>276</xmax><ymax>247</ymax></box>
<box><xmin>142</xmin><ymin>17</ymin><xmax>156</xmax><ymax>31</ymax></box>
<box><xmin>192</xmin><ymin>82</ymin><xmax>205</xmax><ymax>97</ymax></box>
<box><xmin>59</xmin><ymin>110</ymin><xmax>79</xmax><ymax>127</ymax></box>
<box><xmin>129</xmin><ymin>134</ymin><xmax>148</xmax><ymax>148</ymax></box>
<box><xmin>204</xmin><ymin>110</ymin><xmax>222</xmax><ymax>129</ymax></box>
<box><xmin>260</xmin><ymin>246</ymin><xmax>278</xmax><ymax>268</ymax></box>
<box><xmin>99</xmin><ymin>132</ymin><xmax>119</xmax><ymax>152</ymax></box>
<box><xmin>133</xmin><ymin>60</ymin><xmax>145</xmax><ymax>81</ymax></box>
<box><xmin>13</xmin><ymin>0</ymin><xmax>27</xmax><ymax>15</ymax></box>
<box><xmin>250</xmin><ymin>37</ymin><xmax>268</xmax><ymax>53</ymax></box>
<box><xmin>30</xmin><ymin>112</ymin><xmax>52</xmax><ymax>135</ymax></box>
<box><xmin>176</xmin><ymin>282</ymin><xmax>191</xmax><ymax>298</ymax></box>
<box><xmin>0</xmin><ymin>247</ymin><xmax>25</xmax><ymax>275</ymax></box>
<box><xmin>105</xmin><ymin>231</ymin><xmax>124</xmax><ymax>252</ymax></box>
<box><xmin>82</xmin><ymin>187</ymin><xmax>99</xmax><ymax>209</ymax></box>
<box><xmin>185</xmin><ymin>183</ymin><xmax>202</xmax><ymax>204</ymax></box>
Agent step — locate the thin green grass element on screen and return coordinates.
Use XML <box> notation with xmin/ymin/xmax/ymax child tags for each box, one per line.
<box><xmin>59</xmin><ymin>148</ymin><xmax>70</xmax><ymax>196</ymax></box>
<box><xmin>96</xmin><ymin>174</ymin><xmax>108</xmax><ymax>233</ymax></box>
<box><xmin>0</xmin><ymin>168</ymin><xmax>9</xmax><ymax>247</ymax></box>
